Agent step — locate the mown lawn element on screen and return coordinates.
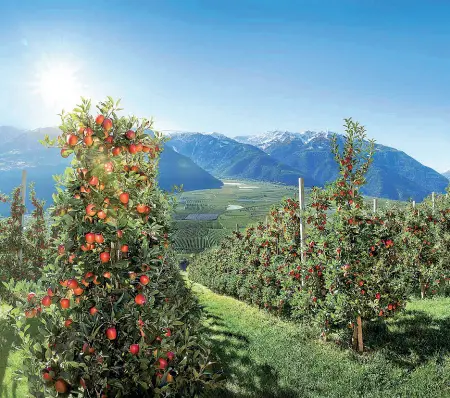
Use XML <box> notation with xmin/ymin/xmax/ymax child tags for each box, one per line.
<box><xmin>190</xmin><ymin>280</ymin><xmax>450</xmax><ymax>398</ymax></box>
<box><xmin>0</xmin><ymin>305</ymin><xmax>28</xmax><ymax>398</ymax></box>
<box><xmin>1</xmin><ymin>289</ymin><xmax>450</xmax><ymax>398</ymax></box>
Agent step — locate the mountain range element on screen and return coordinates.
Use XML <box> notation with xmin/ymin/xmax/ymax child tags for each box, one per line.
<box><xmin>0</xmin><ymin>127</ymin><xmax>222</xmax><ymax>215</ymax></box>
<box><xmin>165</xmin><ymin>130</ymin><xmax>448</xmax><ymax>201</ymax></box>
<box><xmin>1</xmin><ymin>126</ymin><xmax>448</xmax><ymax>216</ymax></box>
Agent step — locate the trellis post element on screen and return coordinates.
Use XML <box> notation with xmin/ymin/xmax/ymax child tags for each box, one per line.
<box><xmin>298</xmin><ymin>178</ymin><xmax>305</xmax><ymax>264</ymax></box>
<box><xmin>18</xmin><ymin>169</ymin><xmax>27</xmax><ymax>264</ymax></box>
<box><xmin>432</xmin><ymin>192</ymin><xmax>435</xmax><ymax>212</ymax></box>
<box><xmin>373</xmin><ymin>198</ymin><xmax>377</xmax><ymax>213</ymax></box>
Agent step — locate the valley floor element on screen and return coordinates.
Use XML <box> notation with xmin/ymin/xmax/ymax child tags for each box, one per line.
<box><xmin>1</xmin><ymin>286</ymin><xmax>450</xmax><ymax>398</ymax></box>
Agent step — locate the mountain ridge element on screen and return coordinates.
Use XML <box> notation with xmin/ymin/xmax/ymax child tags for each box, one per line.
<box><xmin>167</xmin><ymin>130</ymin><xmax>448</xmax><ymax>201</ymax></box>
<box><xmin>0</xmin><ymin>126</ymin><xmax>223</xmax><ymax>215</ymax></box>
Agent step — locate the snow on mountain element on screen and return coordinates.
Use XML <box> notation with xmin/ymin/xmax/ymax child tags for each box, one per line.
<box><xmin>234</xmin><ymin>130</ymin><xmax>337</xmax><ymax>150</ymax></box>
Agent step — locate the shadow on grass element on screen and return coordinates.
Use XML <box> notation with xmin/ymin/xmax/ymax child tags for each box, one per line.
<box><xmin>201</xmin><ymin>310</ymin><xmax>299</xmax><ymax>398</ymax></box>
<box><xmin>0</xmin><ymin>317</ymin><xmax>20</xmax><ymax>397</ymax></box>
<box><xmin>365</xmin><ymin>309</ymin><xmax>450</xmax><ymax>369</ymax></box>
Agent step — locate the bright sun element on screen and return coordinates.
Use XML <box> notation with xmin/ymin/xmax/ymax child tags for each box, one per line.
<box><xmin>32</xmin><ymin>58</ymin><xmax>83</xmax><ymax>109</ymax></box>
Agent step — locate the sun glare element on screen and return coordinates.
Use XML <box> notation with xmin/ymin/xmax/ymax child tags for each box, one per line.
<box><xmin>32</xmin><ymin>58</ymin><xmax>84</xmax><ymax>109</ymax></box>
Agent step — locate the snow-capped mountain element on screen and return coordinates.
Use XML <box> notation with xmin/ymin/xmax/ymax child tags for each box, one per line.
<box><xmin>235</xmin><ymin>130</ymin><xmax>335</xmax><ymax>150</ymax></box>
<box><xmin>166</xmin><ymin>130</ymin><xmax>448</xmax><ymax>201</ymax></box>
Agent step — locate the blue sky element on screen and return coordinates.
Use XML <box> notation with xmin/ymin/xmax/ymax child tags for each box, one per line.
<box><xmin>1</xmin><ymin>0</ymin><xmax>450</xmax><ymax>171</ymax></box>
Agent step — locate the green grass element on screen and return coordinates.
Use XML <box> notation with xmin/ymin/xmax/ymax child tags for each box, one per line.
<box><xmin>189</xmin><ymin>279</ymin><xmax>450</xmax><ymax>398</ymax></box>
<box><xmin>2</xmin><ymin>286</ymin><xmax>450</xmax><ymax>398</ymax></box>
<box><xmin>0</xmin><ymin>305</ymin><xmax>28</xmax><ymax>398</ymax></box>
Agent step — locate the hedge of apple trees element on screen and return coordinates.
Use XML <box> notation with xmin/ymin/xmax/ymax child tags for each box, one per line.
<box><xmin>189</xmin><ymin>118</ymin><xmax>450</xmax><ymax>352</ymax></box>
<box><xmin>0</xmin><ymin>185</ymin><xmax>48</xmax><ymax>301</ymax></box>
<box><xmin>12</xmin><ymin>97</ymin><xmax>221</xmax><ymax>397</ymax></box>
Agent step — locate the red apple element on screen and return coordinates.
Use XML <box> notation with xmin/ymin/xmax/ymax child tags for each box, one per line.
<box><xmin>102</xmin><ymin>118</ymin><xmax>113</xmax><ymax>131</ymax></box>
<box><xmin>120</xmin><ymin>244</ymin><xmax>129</xmax><ymax>253</ymax></box>
<box><xmin>117</xmin><ymin>230</ymin><xmax>124</xmax><ymax>238</ymax></box>
<box><xmin>97</xmin><ymin>210</ymin><xmax>107</xmax><ymax>220</ymax></box>
<box><xmin>105</xmin><ymin>136</ymin><xmax>114</xmax><ymax>144</ymax></box>
<box><xmin>89</xmin><ymin>307</ymin><xmax>98</xmax><ymax>316</ymax></box>
<box><xmin>42</xmin><ymin>372</ymin><xmax>53</xmax><ymax>382</ymax></box>
<box><xmin>100</xmin><ymin>252</ymin><xmax>110</xmax><ymax>263</ymax></box>
<box><xmin>95</xmin><ymin>233</ymin><xmax>104</xmax><ymax>244</ymax></box>
<box><xmin>60</xmin><ymin>298</ymin><xmax>70</xmax><ymax>309</ymax></box>
<box><xmin>27</xmin><ymin>292</ymin><xmax>36</xmax><ymax>302</ymax></box>
<box><xmin>136</xmin><ymin>204</ymin><xmax>147</xmax><ymax>214</ymax></box>
<box><xmin>54</xmin><ymin>379</ymin><xmax>69</xmax><ymax>393</ymax></box>
<box><xmin>119</xmin><ymin>192</ymin><xmax>129</xmax><ymax>204</ymax></box>
<box><xmin>126</xmin><ymin>130</ymin><xmax>136</xmax><ymax>140</ymax></box>
<box><xmin>67</xmin><ymin>279</ymin><xmax>78</xmax><ymax>289</ymax></box>
<box><xmin>61</xmin><ymin>148</ymin><xmax>71</xmax><ymax>158</ymax></box>
<box><xmin>41</xmin><ymin>296</ymin><xmax>52</xmax><ymax>307</ymax></box>
<box><xmin>140</xmin><ymin>275</ymin><xmax>150</xmax><ymax>285</ymax></box>
<box><xmin>129</xmin><ymin>344</ymin><xmax>140</xmax><ymax>355</ymax></box>
<box><xmin>375</xmin><ymin>293</ymin><xmax>381</xmax><ymax>300</ymax></box>
<box><xmin>86</xmin><ymin>204</ymin><xmax>97</xmax><ymax>217</ymax></box>
<box><xmin>112</xmin><ymin>147</ymin><xmax>121</xmax><ymax>156</ymax></box>
<box><xmin>167</xmin><ymin>351</ymin><xmax>175</xmax><ymax>361</ymax></box>
<box><xmin>129</xmin><ymin>144</ymin><xmax>138</xmax><ymax>154</ymax></box>
<box><xmin>89</xmin><ymin>176</ymin><xmax>99</xmax><ymax>186</ymax></box>
<box><xmin>106</xmin><ymin>327</ymin><xmax>117</xmax><ymax>340</ymax></box>
<box><xmin>135</xmin><ymin>294</ymin><xmax>146</xmax><ymax>305</ymax></box>
<box><xmin>96</xmin><ymin>115</ymin><xmax>105</xmax><ymax>125</ymax></box>
<box><xmin>67</xmin><ymin>134</ymin><xmax>78</xmax><ymax>146</ymax></box>
<box><xmin>85</xmin><ymin>233</ymin><xmax>95</xmax><ymax>244</ymax></box>
<box><xmin>83</xmin><ymin>136</ymin><xmax>94</xmax><ymax>147</ymax></box>
<box><xmin>158</xmin><ymin>358</ymin><xmax>168</xmax><ymax>369</ymax></box>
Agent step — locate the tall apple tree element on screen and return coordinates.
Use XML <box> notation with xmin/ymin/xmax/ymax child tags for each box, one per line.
<box><xmin>17</xmin><ymin>98</ymin><xmax>221</xmax><ymax>397</ymax></box>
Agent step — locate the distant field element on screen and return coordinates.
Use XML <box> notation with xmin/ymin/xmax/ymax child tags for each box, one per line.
<box><xmin>171</xmin><ymin>179</ymin><xmax>406</xmax><ymax>255</ymax></box>
<box><xmin>172</xmin><ymin>179</ymin><xmax>300</xmax><ymax>254</ymax></box>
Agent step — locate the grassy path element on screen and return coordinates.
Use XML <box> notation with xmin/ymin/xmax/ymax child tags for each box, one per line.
<box><xmin>191</xmin><ymin>280</ymin><xmax>450</xmax><ymax>398</ymax></box>
<box><xmin>0</xmin><ymin>305</ymin><xmax>28</xmax><ymax>398</ymax></box>
<box><xmin>1</xmin><ymin>286</ymin><xmax>450</xmax><ymax>398</ymax></box>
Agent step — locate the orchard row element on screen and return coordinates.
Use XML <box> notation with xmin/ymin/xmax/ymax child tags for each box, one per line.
<box><xmin>189</xmin><ymin>119</ymin><xmax>450</xmax><ymax>351</ymax></box>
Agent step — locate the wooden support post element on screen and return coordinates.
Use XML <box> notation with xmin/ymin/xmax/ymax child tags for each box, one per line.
<box><xmin>235</xmin><ymin>223</ymin><xmax>239</xmax><ymax>232</ymax></box>
<box><xmin>18</xmin><ymin>170</ymin><xmax>27</xmax><ymax>264</ymax></box>
<box><xmin>432</xmin><ymin>192</ymin><xmax>435</xmax><ymax>212</ymax></box>
<box><xmin>357</xmin><ymin>316</ymin><xmax>363</xmax><ymax>353</ymax></box>
<box><xmin>298</xmin><ymin>178</ymin><xmax>305</xmax><ymax>264</ymax></box>
<box><xmin>412</xmin><ymin>200</ymin><xmax>416</xmax><ymax>209</ymax></box>
<box><xmin>373</xmin><ymin>198</ymin><xmax>377</xmax><ymax>213</ymax></box>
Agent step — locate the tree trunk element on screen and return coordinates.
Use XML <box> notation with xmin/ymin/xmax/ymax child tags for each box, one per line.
<box><xmin>352</xmin><ymin>323</ymin><xmax>358</xmax><ymax>350</ymax></box>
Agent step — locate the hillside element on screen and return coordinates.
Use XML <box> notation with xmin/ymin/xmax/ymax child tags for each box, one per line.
<box><xmin>443</xmin><ymin>170</ymin><xmax>450</xmax><ymax>180</ymax></box>
<box><xmin>235</xmin><ymin>130</ymin><xmax>448</xmax><ymax>201</ymax></box>
<box><xmin>0</xmin><ymin>126</ymin><xmax>222</xmax><ymax>215</ymax></box>
<box><xmin>165</xmin><ymin>132</ymin><xmax>318</xmax><ymax>187</ymax></box>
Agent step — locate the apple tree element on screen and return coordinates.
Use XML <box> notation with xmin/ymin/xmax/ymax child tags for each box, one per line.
<box><xmin>15</xmin><ymin>97</ymin><xmax>221</xmax><ymax>397</ymax></box>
